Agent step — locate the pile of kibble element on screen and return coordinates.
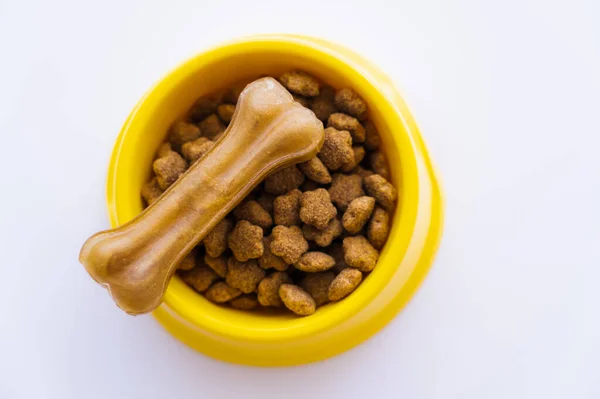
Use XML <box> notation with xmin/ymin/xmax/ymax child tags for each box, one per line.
<box><xmin>141</xmin><ymin>71</ymin><xmax>397</xmax><ymax>316</ymax></box>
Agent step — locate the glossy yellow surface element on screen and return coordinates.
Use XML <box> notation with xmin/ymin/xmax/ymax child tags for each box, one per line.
<box><xmin>106</xmin><ymin>34</ymin><xmax>443</xmax><ymax>366</ymax></box>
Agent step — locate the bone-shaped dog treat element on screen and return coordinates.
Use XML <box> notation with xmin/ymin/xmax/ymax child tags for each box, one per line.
<box><xmin>80</xmin><ymin>77</ymin><xmax>325</xmax><ymax>315</ymax></box>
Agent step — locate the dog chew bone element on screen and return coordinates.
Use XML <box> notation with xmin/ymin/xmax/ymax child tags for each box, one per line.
<box><xmin>79</xmin><ymin>77</ymin><xmax>325</xmax><ymax>315</ymax></box>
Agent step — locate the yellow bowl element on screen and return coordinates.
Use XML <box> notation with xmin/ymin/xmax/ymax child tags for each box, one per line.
<box><xmin>106</xmin><ymin>34</ymin><xmax>443</xmax><ymax>366</ymax></box>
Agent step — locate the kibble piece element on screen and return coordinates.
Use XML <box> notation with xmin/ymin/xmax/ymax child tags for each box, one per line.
<box><xmin>270</xmin><ymin>225</ymin><xmax>309</xmax><ymax>264</ymax></box>
<box><xmin>205</xmin><ymin>282</ymin><xmax>242</xmax><ymax>303</ymax></box>
<box><xmin>310</xmin><ymin>85</ymin><xmax>337</xmax><ymax>122</ymax></box>
<box><xmin>298</xmin><ymin>157</ymin><xmax>332</xmax><ymax>184</ymax></box>
<box><xmin>369</xmin><ymin>151</ymin><xmax>391</xmax><ymax>180</ymax></box>
<box><xmin>318</xmin><ymin>127</ymin><xmax>354</xmax><ymax>171</ymax></box>
<box><xmin>217</xmin><ymin>104</ymin><xmax>236</xmax><ymax>124</ymax></box>
<box><xmin>343</xmin><ymin>236</ymin><xmax>379</xmax><ymax>272</ymax></box>
<box><xmin>258</xmin><ymin>236</ymin><xmax>289</xmax><ymax>271</ymax></box>
<box><xmin>141</xmin><ymin>177</ymin><xmax>163</xmax><ymax>206</ymax></box>
<box><xmin>364</xmin><ymin>174</ymin><xmax>397</xmax><ymax>211</ymax></box>
<box><xmin>279</xmin><ymin>284</ymin><xmax>316</xmax><ymax>316</ymax></box>
<box><xmin>293</xmin><ymin>94</ymin><xmax>311</xmax><ymax>108</ymax></box>
<box><xmin>228</xmin><ymin>220</ymin><xmax>264</xmax><ymax>262</ymax></box>
<box><xmin>279</xmin><ymin>71</ymin><xmax>320</xmax><ymax>97</ymax></box>
<box><xmin>178</xmin><ymin>250</ymin><xmax>197</xmax><ymax>271</ymax></box>
<box><xmin>203</xmin><ymin>218</ymin><xmax>233</xmax><ymax>257</ymax></box>
<box><xmin>301</xmin><ymin>179</ymin><xmax>320</xmax><ymax>192</ymax></box>
<box><xmin>264</xmin><ymin>165</ymin><xmax>305</xmax><ymax>195</ymax></box>
<box><xmin>153</xmin><ymin>151</ymin><xmax>188</xmax><ymax>190</ymax></box>
<box><xmin>273</xmin><ymin>189</ymin><xmax>302</xmax><ymax>226</ymax></box>
<box><xmin>189</xmin><ymin>96</ymin><xmax>219</xmax><ymax>122</ymax></box>
<box><xmin>157</xmin><ymin>142</ymin><xmax>173</xmax><ymax>158</ymax></box>
<box><xmin>257</xmin><ymin>271</ymin><xmax>292</xmax><ymax>307</ymax></box>
<box><xmin>353</xmin><ymin>166</ymin><xmax>374</xmax><ymax>180</ymax></box>
<box><xmin>334</xmin><ymin>88</ymin><xmax>367</xmax><ymax>120</ymax></box>
<box><xmin>256</xmin><ymin>193</ymin><xmax>275</xmax><ymax>214</ymax></box>
<box><xmin>299</xmin><ymin>189</ymin><xmax>337</xmax><ymax>230</ymax></box>
<box><xmin>302</xmin><ymin>218</ymin><xmax>343</xmax><ymax>247</ymax></box>
<box><xmin>204</xmin><ymin>254</ymin><xmax>228</xmax><ymax>277</ymax></box>
<box><xmin>342</xmin><ymin>196</ymin><xmax>376</xmax><ymax>234</ymax></box>
<box><xmin>367</xmin><ymin>207</ymin><xmax>390</xmax><ymax>250</ymax></box>
<box><xmin>328</xmin><ymin>268</ymin><xmax>363</xmax><ymax>301</ymax></box>
<box><xmin>328</xmin><ymin>173</ymin><xmax>365</xmax><ymax>211</ymax></box>
<box><xmin>341</xmin><ymin>146</ymin><xmax>366</xmax><ymax>173</ymax></box>
<box><xmin>233</xmin><ymin>200</ymin><xmax>273</xmax><ymax>229</ymax></box>
<box><xmin>168</xmin><ymin>121</ymin><xmax>202</xmax><ymax>147</ymax></box>
<box><xmin>327</xmin><ymin>113</ymin><xmax>366</xmax><ymax>143</ymax></box>
<box><xmin>301</xmin><ymin>272</ymin><xmax>334</xmax><ymax>306</ymax></box>
<box><xmin>226</xmin><ymin>258</ymin><xmax>265</xmax><ymax>294</ymax></box>
<box><xmin>295</xmin><ymin>251</ymin><xmax>335</xmax><ymax>272</ymax></box>
<box><xmin>329</xmin><ymin>242</ymin><xmax>348</xmax><ymax>273</ymax></box>
<box><xmin>198</xmin><ymin>114</ymin><xmax>226</xmax><ymax>139</ymax></box>
<box><xmin>230</xmin><ymin>294</ymin><xmax>259</xmax><ymax>310</ymax></box>
<box><xmin>181</xmin><ymin>137</ymin><xmax>214</xmax><ymax>163</ymax></box>
<box><xmin>181</xmin><ymin>267</ymin><xmax>218</xmax><ymax>293</ymax></box>
<box><xmin>223</xmin><ymin>85</ymin><xmax>245</xmax><ymax>104</ymax></box>
<box><xmin>364</xmin><ymin>121</ymin><xmax>381</xmax><ymax>150</ymax></box>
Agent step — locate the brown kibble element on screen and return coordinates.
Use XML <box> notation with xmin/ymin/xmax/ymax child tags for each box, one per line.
<box><xmin>223</xmin><ymin>85</ymin><xmax>245</xmax><ymax>104</ymax></box>
<box><xmin>230</xmin><ymin>294</ymin><xmax>259</xmax><ymax>310</ymax></box>
<box><xmin>258</xmin><ymin>236</ymin><xmax>289</xmax><ymax>271</ymax></box>
<box><xmin>318</xmin><ymin>127</ymin><xmax>353</xmax><ymax>171</ymax></box>
<box><xmin>168</xmin><ymin>121</ymin><xmax>202</xmax><ymax>147</ymax></box>
<box><xmin>189</xmin><ymin>96</ymin><xmax>219</xmax><ymax>122</ymax></box>
<box><xmin>342</xmin><ymin>196</ymin><xmax>376</xmax><ymax>234</ymax></box>
<box><xmin>328</xmin><ymin>268</ymin><xmax>363</xmax><ymax>301</ymax></box>
<box><xmin>279</xmin><ymin>284</ymin><xmax>316</xmax><ymax>316</ymax></box>
<box><xmin>334</xmin><ymin>88</ymin><xmax>367</xmax><ymax>120</ymax></box>
<box><xmin>301</xmin><ymin>272</ymin><xmax>334</xmax><ymax>306</ymax></box>
<box><xmin>257</xmin><ymin>271</ymin><xmax>292</xmax><ymax>307</ymax></box>
<box><xmin>364</xmin><ymin>121</ymin><xmax>381</xmax><ymax>150</ymax></box>
<box><xmin>364</xmin><ymin>174</ymin><xmax>397</xmax><ymax>211</ymax></box>
<box><xmin>301</xmin><ymin>179</ymin><xmax>320</xmax><ymax>192</ymax></box>
<box><xmin>300</xmin><ymin>189</ymin><xmax>337</xmax><ymax>230</ymax></box>
<box><xmin>368</xmin><ymin>207</ymin><xmax>390</xmax><ymax>250</ymax></box>
<box><xmin>310</xmin><ymin>86</ymin><xmax>337</xmax><ymax>123</ymax></box>
<box><xmin>270</xmin><ymin>225</ymin><xmax>309</xmax><ymax>264</ymax></box>
<box><xmin>181</xmin><ymin>266</ymin><xmax>218</xmax><ymax>293</ymax></box>
<box><xmin>228</xmin><ymin>220</ymin><xmax>264</xmax><ymax>262</ymax></box>
<box><xmin>217</xmin><ymin>104</ymin><xmax>236</xmax><ymax>124</ymax></box>
<box><xmin>226</xmin><ymin>258</ymin><xmax>265</xmax><ymax>294</ymax></box>
<box><xmin>302</xmin><ymin>218</ymin><xmax>343</xmax><ymax>247</ymax></box>
<box><xmin>204</xmin><ymin>254</ymin><xmax>228</xmax><ymax>277</ymax></box>
<box><xmin>353</xmin><ymin>166</ymin><xmax>374</xmax><ymax>180</ymax></box>
<box><xmin>153</xmin><ymin>151</ymin><xmax>188</xmax><ymax>190</ymax></box>
<box><xmin>329</xmin><ymin>242</ymin><xmax>348</xmax><ymax>273</ymax></box>
<box><xmin>343</xmin><ymin>236</ymin><xmax>379</xmax><ymax>272</ymax></box>
<box><xmin>298</xmin><ymin>157</ymin><xmax>332</xmax><ymax>184</ymax></box>
<box><xmin>198</xmin><ymin>114</ymin><xmax>226</xmax><ymax>139</ymax></box>
<box><xmin>157</xmin><ymin>142</ymin><xmax>173</xmax><ymax>158</ymax></box>
<box><xmin>181</xmin><ymin>137</ymin><xmax>214</xmax><ymax>163</ymax></box>
<box><xmin>327</xmin><ymin>113</ymin><xmax>366</xmax><ymax>143</ymax></box>
<box><xmin>256</xmin><ymin>193</ymin><xmax>275</xmax><ymax>214</ymax></box>
<box><xmin>341</xmin><ymin>146</ymin><xmax>366</xmax><ymax>173</ymax></box>
<box><xmin>273</xmin><ymin>189</ymin><xmax>302</xmax><ymax>226</ymax></box>
<box><xmin>279</xmin><ymin>71</ymin><xmax>320</xmax><ymax>97</ymax></box>
<box><xmin>328</xmin><ymin>173</ymin><xmax>365</xmax><ymax>211</ymax></box>
<box><xmin>178</xmin><ymin>250</ymin><xmax>197</xmax><ymax>271</ymax></box>
<box><xmin>203</xmin><ymin>218</ymin><xmax>233</xmax><ymax>257</ymax></box>
<box><xmin>264</xmin><ymin>165</ymin><xmax>305</xmax><ymax>195</ymax></box>
<box><xmin>293</xmin><ymin>94</ymin><xmax>311</xmax><ymax>108</ymax></box>
<box><xmin>205</xmin><ymin>282</ymin><xmax>242</xmax><ymax>303</ymax></box>
<box><xmin>233</xmin><ymin>200</ymin><xmax>273</xmax><ymax>229</ymax></box>
<box><xmin>369</xmin><ymin>151</ymin><xmax>391</xmax><ymax>180</ymax></box>
<box><xmin>141</xmin><ymin>177</ymin><xmax>163</xmax><ymax>206</ymax></box>
<box><xmin>295</xmin><ymin>251</ymin><xmax>335</xmax><ymax>272</ymax></box>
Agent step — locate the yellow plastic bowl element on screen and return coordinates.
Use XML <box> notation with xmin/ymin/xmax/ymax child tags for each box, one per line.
<box><xmin>106</xmin><ymin>34</ymin><xmax>443</xmax><ymax>366</ymax></box>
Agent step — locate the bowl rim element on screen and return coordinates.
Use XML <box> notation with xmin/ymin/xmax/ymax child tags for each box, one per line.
<box><xmin>106</xmin><ymin>34</ymin><xmax>430</xmax><ymax>343</ymax></box>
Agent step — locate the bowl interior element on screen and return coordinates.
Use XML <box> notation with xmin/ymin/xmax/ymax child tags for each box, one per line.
<box><xmin>110</xmin><ymin>37</ymin><xmax>417</xmax><ymax>341</ymax></box>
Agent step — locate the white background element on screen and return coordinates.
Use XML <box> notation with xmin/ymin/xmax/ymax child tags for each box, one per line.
<box><xmin>1</xmin><ymin>0</ymin><xmax>599</xmax><ymax>398</ymax></box>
